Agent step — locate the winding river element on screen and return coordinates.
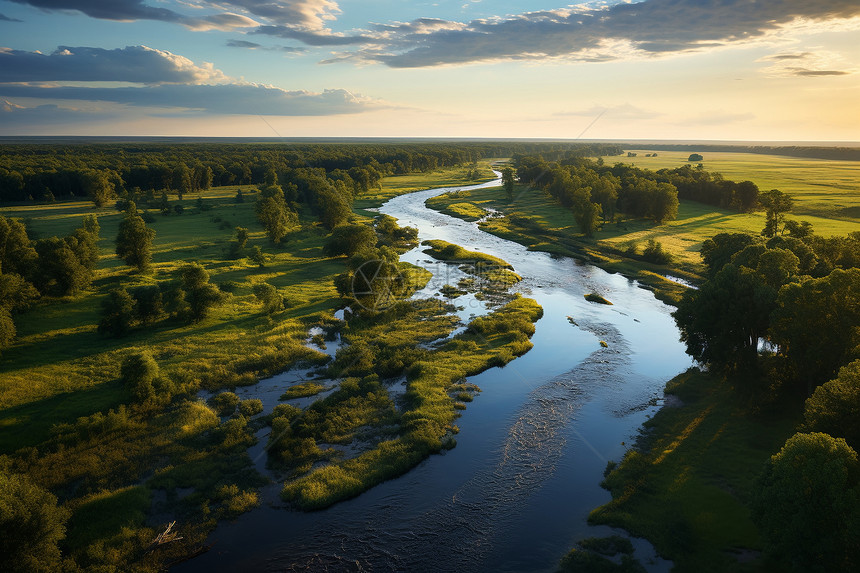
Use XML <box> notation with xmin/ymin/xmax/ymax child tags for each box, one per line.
<box><xmin>177</xmin><ymin>173</ymin><xmax>693</xmax><ymax>572</ymax></box>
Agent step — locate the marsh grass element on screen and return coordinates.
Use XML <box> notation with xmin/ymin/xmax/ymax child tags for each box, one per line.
<box><xmin>281</xmin><ymin>295</ymin><xmax>543</xmax><ymax>509</ymax></box>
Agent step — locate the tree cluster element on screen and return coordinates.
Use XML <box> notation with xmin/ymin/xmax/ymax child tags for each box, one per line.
<box><xmin>1</xmin><ymin>214</ymin><xmax>100</xmax><ymax>352</ymax></box>
<box><xmin>675</xmin><ymin>229</ymin><xmax>860</xmax><ymax>384</ymax></box>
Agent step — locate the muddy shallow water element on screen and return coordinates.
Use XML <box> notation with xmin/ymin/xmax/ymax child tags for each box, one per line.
<box><xmin>177</xmin><ymin>174</ymin><xmax>693</xmax><ymax>572</ymax></box>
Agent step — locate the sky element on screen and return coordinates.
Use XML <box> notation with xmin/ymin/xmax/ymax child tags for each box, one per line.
<box><xmin>0</xmin><ymin>0</ymin><xmax>859</xmax><ymax>140</ymax></box>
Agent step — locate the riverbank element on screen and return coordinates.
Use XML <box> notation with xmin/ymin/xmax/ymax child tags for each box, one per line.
<box><xmin>588</xmin><ymin>368</ymin><xmax>801</xmax><ymax>572</ymax></box>
<box><xmin>424</xmin><ymin>183</ymin><xmax>695</xmax><ymax>305</ymax></box>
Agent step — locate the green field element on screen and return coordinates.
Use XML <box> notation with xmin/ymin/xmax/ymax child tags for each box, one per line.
<box><xmin>615</xmin><ymin>150</ymin><xmax>860</xmax><ymax>224</ymax></box>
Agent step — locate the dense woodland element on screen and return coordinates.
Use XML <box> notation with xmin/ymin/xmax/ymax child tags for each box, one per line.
<box><xmin>0</xmin><ymin>142</ymin><xmax>623</xmax><ymax>204</ymax></box>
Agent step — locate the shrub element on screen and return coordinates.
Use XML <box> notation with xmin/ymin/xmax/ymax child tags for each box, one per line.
<box><xmin>253</xmin><ymin>282</ymin><xmax>284</xmax><ymax>314</ymax></box>
<box><xmin>238</xmin><ymin>398</ymin><xmax>264</xmax><ymax>417</ymax></box>
<box><xmin>0</xmin><ymin>471</ymin><xmax>70</xmax><ymax>573</ymax></box>
<box><xmin>211</xmin><ymin>392</ymin><xmax>240</xmax><ymax>416</ymax></box>
<box><xmin>120</xmin><ymin>351</ymin><xmax>161</xmax><ymax>403</ymax></box>
<box><xmin>641</xmin><ymin>239</ymin><xmax>672</xmax><ymax>264</ymax></box>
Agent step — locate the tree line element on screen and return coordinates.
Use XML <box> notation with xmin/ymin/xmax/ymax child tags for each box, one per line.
<box><xmin>0</xmin><ymin>142</ymin><xmax>623</xmax><ymax>204</ymax></box>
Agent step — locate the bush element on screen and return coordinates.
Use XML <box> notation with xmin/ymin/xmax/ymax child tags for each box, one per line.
<box><xmin>641</xmin><ymin>239</ymin><xmax>672</xmax><ymax>264</ymax></box>
<box><xmin>238</xmin><ymin>398</ymin><xmax>263</xmax><ymax>417</ymax></box>
<box><xmin>0</xmin><ymin>471</ymin><xmax>70</xmax><ymax>573</ymax></box>
<box><xmin>211</xmin><ymin>392</ymin><xmax>239</xmax><ymax>416</ymax></box>
<box><xmin>253</xmin><ymin>282</ymin><xmax>284</xmax><ymax>314</ymax></box>
<box><xmin>120</xmin><ymin>351</ymin><xmax>162</xmax><ymax>403</ymax></box>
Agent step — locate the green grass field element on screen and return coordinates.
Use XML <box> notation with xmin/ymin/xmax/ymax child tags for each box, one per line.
<box><xmin>0</xmin><ymin>188</ymin><xmax>340</xmax><ymax>427</ymax></box>
<box><xmin>614</xmin><ymin>150</ymin><xmax>860</xmax><ymax>224</ymax></box>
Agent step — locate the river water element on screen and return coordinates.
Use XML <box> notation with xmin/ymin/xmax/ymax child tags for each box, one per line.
<box><xmin>177</xmin><ymin>174</ymin><xmax>693</xmax><ymax>572</ymax></box>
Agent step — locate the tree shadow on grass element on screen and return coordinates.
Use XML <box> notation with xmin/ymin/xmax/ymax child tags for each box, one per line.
<box><xmin>0</xmin><ymin>379</ymin><xmax>127</xmax><ymax>454</ymax></box>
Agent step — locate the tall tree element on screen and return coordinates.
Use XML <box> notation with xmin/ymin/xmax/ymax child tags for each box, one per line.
<box><xmin>115</xmin><ymin>201</ymin><xmax>155</xmax><ymax>272</ymax></box>
<box><xmin>760</xmin><ymin>189</ymin><xmax>794</xmax><ymax>238</ymax></box>
<box><xmin>255</xmin><ymin>183</ymin><xmax>298</xmax><ymax>244</ymax></box>
<box><xmin>502</xmin><ymin>167</ymin><xmax>515</xmax><ymax>202</ymax></box>
<box><xmin>179</xmin><ymin>263</ymin><xmax>226</xmax><ymax>322</ymax></box>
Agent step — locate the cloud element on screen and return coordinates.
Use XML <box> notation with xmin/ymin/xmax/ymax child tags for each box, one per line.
<box><xmin>0</xmin><ymin>99</ymin><xmax>114</xmax><ymax>128</ymax></box>
<box><xmin>7</xmin><ymin>0</ymin><xmax>257</xmax><ymax>30</ymax></box>
<box><xmin>0</xmin><ymin>84</ymin><xmax>382</xmax><ymax>116</ymax></box>
<box><xmin>758</xmin><ymin>49</ymin><xmax>855</xmax><ymax>77</ymax></box>
<box><xmin>226</xmin><ymin>39</ymin><xmax>307</xmax><ymax>53</ymax></box>
<box><xmin>217</xmin><ymin>0</ymin><xmax>341</xmax><ymax>30</ymax></box>
<box><xmin>252</xmin><ymin>25</ymin><xmax>377</xmax><ymax>46</ymax></box>
<box><xmin>0</xmin><ymin>12</ymin><xmax>23</xmax><ymax>22</ymax></box>
<box><xmin>347</xmin><ymin>0</ymin><xmax>860</xmax><ymax>67</ymax></box>
<box><xmin>791</xmin><ymin>69</ymin><xmax>851</xmax><ymax>76</ymax></box>
<box><xmin>0</xmin><ymin>45</ymin><xmax>228</xmax><ymax>84</ymax></box>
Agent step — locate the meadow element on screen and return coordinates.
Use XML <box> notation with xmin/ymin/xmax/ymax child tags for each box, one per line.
<box><xmin>0</xmin><ymin>159</ymin><xmax>540</xmax><ymax>570</ymax></box>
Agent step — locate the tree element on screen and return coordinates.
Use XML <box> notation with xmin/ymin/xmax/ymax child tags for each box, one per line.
<box><xmin>81</xmin><ymin>169</ymin><xmax>114</xmax><ymax>207</ymax></box>
<box><xmin>688</xmin><ymin>153</ymin><xmax>704</xmax><ymax>162</ymax></box>
<box><xmin>179</xmin><ymin>263</ymin><xmax>226</xmax><ymax>322</ymax></box>
<box><xmin>0</xmin><ymin>471</ymin><xmax>70</xmax><ymax>573</ymax></box>
<box><xmin>650</xmin><ymin>182</ymin><xmax>679</xmax><ymax>224</ymax></box>
<box><xmin>121</xmin><ymin>350</ymin><xmax>164</xmax><ymax>403</ymax></box>
<box><xmin>249</xmin><ymin>245</ymin><xmax>266</xmax><ymax>268</ymax></box>
<box><xmin>98</xmin><ymin>287</ymin><xmax>136</xmax><ymax>337</ymax></box>
<box><xmin>699</xmin><ymin>232</ymin><xmax>762</xmax><ymax>277</ymax></box>
<box><xmin>132</xmin><ymin>284</ymin><xmax>163</xmax><ymax>325</ymax></box>
<box><xmin>323</xmin><ymin>224</ymin><xmax>377</xmax><ymax>257</ymax></box>
<box><xmin>33</xmin><ymin>237</ymin><xmax>90</xmax><ymax>296</ymax></box>
<box><xmin>502</xmin><ymin>167</ymin><xmax>515</xmax><ymax>202</ymax></box>
<box><xmin>255</xmin><ymin>183</ymin><xmax>298</xmax><ymax>244</ymax></box>
<box><xmin>0</xmin><ymin>215</ymin><xmax>38</xmax><ymax>278</ymax></box>
<box><xmin>253</xmin><ymin>282</ymin><xmax>284</xmax><ymax>314</ymax></box>
<box><xmin>770</xmin><ymin>268</ymin><xmax>860</xmax><ymax>390</ymax></box>
<box><xmin>673</xmin><ymin>263</ymin><xmax>774</xmax><ymax>373</ymax></box>
<box><xmin>69</xmin><ymin>214</ymin><xmax>100</xmax><ymax>271</ymax></box>
<box><xmin>752</xmin><ymin>432</ymin><xmax>860</xmax><ymax>572</ymax></box>
<box><xmin>115</xmin><ymin>201</ymin><xmax>155</xmax><ymax>272</ymax></box>
<box><xmin>317</xmin><ymin>185</ymin><xmax>351</xmax><ymax>230</ymax></box>
<box><xmin>159</xmin><ymin>191</ymin><xmax>170</xmax><ymax>215</ymax></box>
<box><xmin>0</xmin><ymin>307</ymin><xmax>15</xmax><ymax>353</ymax></box>
<box><xmin>759</xmin><ymin>189</ymin><xmax>794</xmax><ymax>238</ymax></box>
<box><xmin>804</xmin><ymin>361</ymin><xmax>860</xmax><ymax>450</ymax></box>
